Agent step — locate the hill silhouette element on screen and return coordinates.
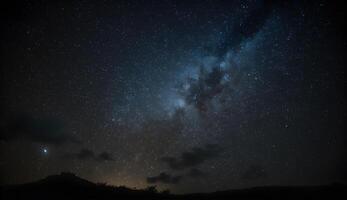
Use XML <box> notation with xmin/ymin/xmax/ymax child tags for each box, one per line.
<box><xmin>1</xmin><ymin>172</ymin><xmax>346</xmax><ymax>200</ymax></box>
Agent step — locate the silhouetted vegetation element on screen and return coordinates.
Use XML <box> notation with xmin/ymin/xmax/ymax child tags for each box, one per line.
<box><xmin>1</xmin><ymin>173</ymin><xmax>346</xmax><ymax>199</ymax></box>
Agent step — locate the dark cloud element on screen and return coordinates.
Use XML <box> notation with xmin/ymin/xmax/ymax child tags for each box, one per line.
<box><xmin>97</xmin><ymin>152</ymin><xmax>113</xmax><ymax>161</ymax></box>
<box><xmin>146</xmin><ymin>172</ymin><xmax>182</xmax><ymax>184</ymax></box>
<box><xmin>77</xmin><ymin>149</ymin><xmax>95</xmax><ymax>160</ymax></box>
<box><xmin>63</xmin><ymin>149</ymin><xmax>113</xmax><ymax>162</ymax></box>
<box><xmin>161</xmin><ymin>144</ymin><xmax>223</xmax><ymax>170</ymax></box>
<box><xmin>242</xmin><ymin>165</ymin><xmax>268</xmax><ymax>180</ymax></box>
<box><xmin>146</xmin><ymin>169</ymin><xmax>206</xmax><ymax>185</ymax></box>
<box><xmin>188</xmin><ymin>168</ymin><xmax>206</xmax><ymax>178</ymax></box>
<box><xmin>1</xmin><ymin>115</ymin><xmax>79</xmax><ymax>145</ymax></box>
<box><xmin>181</xmin><ymin>66</ymin><xmax>227</xmax><ymax>113</ymax></box>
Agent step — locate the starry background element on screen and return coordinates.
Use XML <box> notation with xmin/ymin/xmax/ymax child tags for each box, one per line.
<box><xmin>1</xmin><ymin>0</ymin><xmax>346</xmax><ymax>194</ymax></box>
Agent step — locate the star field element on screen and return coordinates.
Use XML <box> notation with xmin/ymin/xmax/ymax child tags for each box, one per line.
<box><xmin>1</xmin><ymin>0</ymin><xmax>346</xmax><ymax>194</ymax></box>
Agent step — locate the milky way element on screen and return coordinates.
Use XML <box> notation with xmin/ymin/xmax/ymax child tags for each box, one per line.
<box><xmin>1</xmin><ymin>0</ymin><xmax>346</xmax><ymax>193</ymax></box>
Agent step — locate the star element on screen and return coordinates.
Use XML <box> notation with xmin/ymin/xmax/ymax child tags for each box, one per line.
<box><xmin>42</xmin><ymin>148</ymin><xmax>48</xmax><ymax>155</ymax></box>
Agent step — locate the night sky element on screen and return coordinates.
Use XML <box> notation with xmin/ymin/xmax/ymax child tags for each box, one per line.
<box><xmin>1</xmin><ymin>0</ymin><xmax>346</xmax><ymax>194</ymax></box>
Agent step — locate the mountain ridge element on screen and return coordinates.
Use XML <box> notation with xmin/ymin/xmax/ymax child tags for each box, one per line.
<box><xmin>1</xmin><ymin>172</ymin><xmax>346</xmax><ymax>199</ymax></box>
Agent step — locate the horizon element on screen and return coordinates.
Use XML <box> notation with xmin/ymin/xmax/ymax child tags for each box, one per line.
<box><xmin>3</xmin><ymin>172</ymin><xmax>346</xmax><ymax>195</ymax></box>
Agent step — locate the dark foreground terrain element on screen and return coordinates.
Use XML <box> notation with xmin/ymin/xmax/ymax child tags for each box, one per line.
<box><xmin>1</xmin><ymin>172</ymin><xmax>346</xmax><ymax>200</ymax></box>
